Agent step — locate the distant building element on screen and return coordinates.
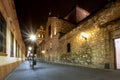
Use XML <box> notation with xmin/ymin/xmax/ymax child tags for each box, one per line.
<box><xmin>36</xmin><ymin>26</ymin><xmax>45</xmax><ymax>59</ymax></box>
<box><xmin>37</xmin><ymin>0</ymin><xmax>120</xmax><ymax>70</ymax></box>
<box><xmin>36</xmin><ymin>26</ymin><xmax>45</xmax><ymax>45</ymax></box>
<box><xmin>0</xmin><ymin>0</ymin><xmax>26</xmax><ymax>79</ymax></box>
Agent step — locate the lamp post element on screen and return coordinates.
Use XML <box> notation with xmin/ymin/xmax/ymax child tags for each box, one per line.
<box><xmin>29</xmin><ymin>34</ymin><xmax>37</xmax><ymax>69</ymax></box>
<box><xmin>29</xmin><ymin>34</ymin><xmax>36</xmax><ymax>54</ymax></box>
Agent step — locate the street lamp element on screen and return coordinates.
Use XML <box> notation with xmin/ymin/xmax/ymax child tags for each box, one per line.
<box><xmin>28</xmin><ymin>46</ymin><xmax>32</xmax><ymax>51</ymax></box>
<box><xmin>29</xmin><ymin>34</ymin><xmax>36</xmax><ymax>55</ymax></box>
<box><xmin>29</xmin><ymin>34</ymin><xmax>37</xmax><ymax>69</ymax></box>
<box><xmin>30</xmin><ymin>34</ymin><xmax>37</xmax><ymax>41</ymax></box>
<box><xmin>29</xmin><ymin>34</ymin><xmax>37</xmax><ymax>53</ymax></box>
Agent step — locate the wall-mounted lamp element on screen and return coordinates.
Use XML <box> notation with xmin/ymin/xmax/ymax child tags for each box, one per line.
<box><xmin>81</xmin><ymin>32</ymin><xmax>89</xmax><ymax>40</ymax></box>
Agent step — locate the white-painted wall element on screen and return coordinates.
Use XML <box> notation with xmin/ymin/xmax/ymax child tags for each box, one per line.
<box><xmin>114</xmin><ymin>38</ymin><xmax>120</xmax><ymax>69</ymax></box>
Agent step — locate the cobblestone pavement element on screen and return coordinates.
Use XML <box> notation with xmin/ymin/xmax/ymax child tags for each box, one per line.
<box><xmin>5</xmin><ymin>61</ymin><xmax>120</xmax><ymax>80</ymax></box>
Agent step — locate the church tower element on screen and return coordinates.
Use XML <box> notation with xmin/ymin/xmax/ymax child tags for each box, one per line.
<box><xmin>36</xmin><ymin>26</ymin><xmax>45</xmax><ymax>45</ymax></box>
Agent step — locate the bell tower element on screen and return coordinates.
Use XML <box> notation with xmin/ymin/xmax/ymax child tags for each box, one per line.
<box><xmin>36</xmin><ymin>26</ymin><xmax>45</xmax><ymax>45</ymax></box>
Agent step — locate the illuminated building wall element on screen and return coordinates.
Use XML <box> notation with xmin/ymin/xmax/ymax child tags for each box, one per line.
<box><xmin>58</xmin><ymin>1</ymin><xmax>120</xmax><ymax>69</ymax></box>
<box><xmin>38</xmin><ymin>1</ymin><xmax>120</xmax><ymax>69</ymax></box>
<box><xmin>38</xmin><ymin>17</ymin><xmax>76</xmax><ymax>62</ymax></box>
<box><xmin>0</xmin><ymin>0</ymin><xmax>26</xmax><ymax>79</ymax></box>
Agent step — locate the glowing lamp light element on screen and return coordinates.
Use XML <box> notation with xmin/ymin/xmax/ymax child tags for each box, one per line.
<box><xmin>28</xmin><ymin>46</ymin><xmax>32</xmax><ymax>51</ymax></box>
<box><xmin>81</xmin><ymin>32</ymin><xmax>89</xmax><ymax>39</ymax></box>
<box><xmin>28</xmin><ymin>51</ymin><xmax>31</xmax><ymax>54</ymax></box>
<box><xmin>41</xmin><ymin>50</ymin><xmax>46</xmax><ymax>54</ymax></box>
<box><xmin>30</xmin><ymin>34</ymin><xmax>36</xmax><ymax>41</ymax></box>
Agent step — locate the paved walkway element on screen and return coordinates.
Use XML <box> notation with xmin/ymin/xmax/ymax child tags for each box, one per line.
<box><xmin>5</xmin><ymin>61</ymin><xmax>120</xmax><ymax>80</ymax></box>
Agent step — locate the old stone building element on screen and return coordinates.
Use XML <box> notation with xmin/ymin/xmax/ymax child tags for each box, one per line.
<box><xmin>58</xmin><ymin>0</ymin><xmax>120</xmax><ymax>69</ymax></box>
<box><xmin>45</xmin><ymin>17</ymin><xmax>76</xmax><ymax>61</ymax></box>
<box><xmin>36</xmin><ymin>26</ymin><xmax>45</xmax><ymax>59</ymax></box>
<box><xmin>37</xmin><ymin>0</ymin><xmax>120</xmax><ymax>69</ymax></box>
<box><xmin>37</xmin><ymin>17</ymin><xmax>76</xmax><ymax>61</ymax></box>
<box><xmin>0</xmin><ymin>0</ymin><xmax>26</xmax><ymax>79</ymax></box>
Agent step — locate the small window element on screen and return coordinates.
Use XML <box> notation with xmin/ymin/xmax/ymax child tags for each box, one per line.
<box><xmin>15</xmin><ymin>40</ymin><xmax>17</xmax><ymax>57</ymax></box>
<box><xmin>16</xmin><ymin>42</ymin><xmax>19</xmax><ymax>57</ymax></box>
<box><xmin>67</xmin><ymin>43</ymin><xmax>71</xmax><ymax>52</ymax></box>
<box><xmin>48</xmin><ymin>25</ymin><xmax>51</xmax><ymax>36</ymax></box>
<box><xmin>10</xmin><ymin>32</ymin><xmax>14</xmax><ymax>57</ymax></box>
<box><xmin>18</xmin><ymin>45</ymin><xmax>20</xmax><ymax>57</ymax></box>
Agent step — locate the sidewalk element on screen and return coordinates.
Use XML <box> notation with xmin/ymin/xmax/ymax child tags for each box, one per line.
<box><xmin>5</xmin><ymin>61</ymin><xmax>120</xmax><ymax>80</ymax></box>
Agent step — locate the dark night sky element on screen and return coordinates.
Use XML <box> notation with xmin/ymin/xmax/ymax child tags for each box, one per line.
<box><xmin>14</xmin><ymin>0</ymin><xmax>77</xmax><ymax>30</ymax></box>
<box><xmin>14</xmin><ymin>0</ymin><xmax>110</xmax><ymax>29</ymax></box>
<box><xmin>14</xmin><ymin>0</ymin><xmax>111</xmax><ymax>45</ymax></box>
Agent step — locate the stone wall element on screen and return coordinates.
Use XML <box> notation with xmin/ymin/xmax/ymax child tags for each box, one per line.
<box><xmin>0</xmin><ymin>57</ymin><xmax>21</xmax><ymax>80</ymax></box>
<box><xmin>38</xmin><ymin>1</ymin><xmax>120</xmax><ymax>69</ymax></box>
<box><xmin>104</xmin><ymin>19</ymin><xmax>120</xmax><ymax>69</ymax></box>
<box><xmin>42</xmin><ymin>17</ymin><xmax>76</xmax><ymax>61</ymax></box>
<box><xmin>46</xmin><ymin>17</ymin><xmax>76</xmax><ymax>38</ymax></box>
<box><xmin>58</xmin><ymin>1</ymin><xmax>120</xmax><ymax>69</ymax></box>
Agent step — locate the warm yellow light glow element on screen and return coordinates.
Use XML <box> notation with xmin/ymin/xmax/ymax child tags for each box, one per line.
<box><xmin>30</xmin><ymin>34</ymin><xmax>36</xmax><ymax>41</ymax></box>
<box><xmin>38</xmin><ymin>34</ymin><xmax>40</xmax><ymax>38</ymax></box>
<box><xmin>41</xmin><ymin>50</ymin><xmax>45</xmax><ymax>54</ymax></box>
<box><xmin>50</xmin><ymin>34</ymin><xmax>52</xmax><ymax>38</ymax></box>
<box><xmin>28</xmin><ymin>46</ymin><xmax>32</xmax><ymax>51</ymax></box>
<box><xmin>81</xmin><ymin>32</ymin><xmax>89</xmax><ymax>39</ymax></box>
<box><xmin>54</xmin><ymin>27</ymin><xmax>56</xmax><ymax>35</ymax></box>
<box><xmin>28</xmin><ymin>51</ymin><xmax>31</xmax><ymax>54</ymax></box>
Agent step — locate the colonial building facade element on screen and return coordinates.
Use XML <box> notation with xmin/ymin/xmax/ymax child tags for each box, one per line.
<box><xmin>0</xmin><ymin>0</ymin><xmax>26</xmax><ymax>79</ymax></box>
<box><xmin>37</xmin><ymin>1</ymin><xmax>120</xmax><ymax>69</ymax></box>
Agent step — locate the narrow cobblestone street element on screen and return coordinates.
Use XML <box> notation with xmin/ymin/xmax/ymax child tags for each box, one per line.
<box><xmin>5</xmin><ymin>61</ymin><xmax>120</xmax><ymax>80</ymax></box>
